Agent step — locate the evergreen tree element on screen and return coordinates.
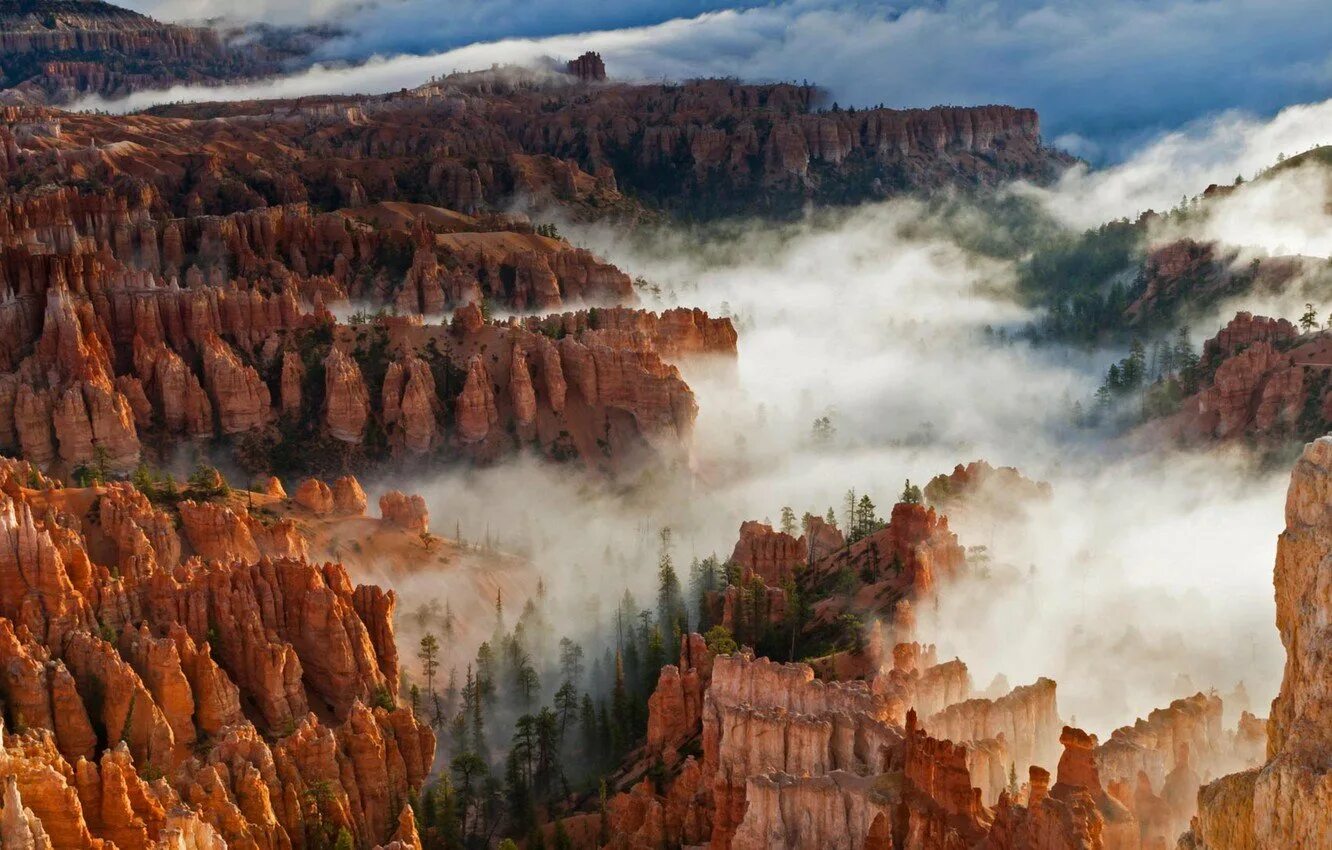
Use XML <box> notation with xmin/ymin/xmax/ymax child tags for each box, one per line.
<box><xmin>579</xmin><ymin>693</ymin><xmax>599</xmax><ymax>765</ymax></box>
<box><xmin>900</xmin><ymin>479</ymin><xmax>922</xmax><ymax>505</ymax></box>
<box><xmin>554</xmin><ymin>680</ymin><xmax>579</xmax><ymax>741</ymax></box>
<box><xmin>656</xmin><ymin>528</ymin><xmax>686</xmax><ymax>635</ymax></box>
<box><xmin>703</xmin><ymin>625</ymin><xmax>738</xmax><ymax>655</ymax></box>
<box><xmin>450</xmin><ymin>753</ymin><xmax>487</xmax><ymax>840</ymax></box>
<box><xmin>596</xmin><ymin>700</ymin><xmax>612</xmax><ymax>762</ymax></box>
<box><xmin>475</xmin><ymin>642</ymin><xmax>496</xmax><ymax>706</ymax></box>
<box><xmin>1301</xmin><ymin>302</ymin><xmax>1319</xmax><ymax>332</ymax></box>
<box><xmin>690</xmin><ymin>555</ymin><xmax>721</xmax><ymax>631</ymax></box>
<box><xmin>1122</xmin><ymin>338</ymin><xmax>1146</xmax><ymax>388</ymax></box>
<box><xmin>534</xmin><ymin>706</ymin><xmax>561</xmax><ymax>796</ymax></box>
<box><xmin>644</xmin><ymin>626</ymin><xmax>665</xmax><ymax>693</ymax></box>
<box><xmin>430</xmin><ymin>775</ymin><xmax>462</xmax><ymax>850</ymax></box>
<box><xmin>504</xmin><ymin>747</ymin><xmax>533</xmax><ymax>835</ymax></box>
<box><xmin>779</xmin><ymin>506</ymin><xmax>797</xmax><ymax>535</ymax></box>
<box><xmin>853</xmin><ymin>494</ymin><xmax>881</xmax><ymax>541</ymax></box>
<box><xmin>469</xmin><ymin>675</ymin><xmax>489</xmax><ymax>763</ymax></box>
<box><xmin>418</xmin><ymin>633</ymin><xmax>440</xmax><ymax>695</ymax></box>
<box><xmin>558</xmin><ymin>638</ymin><xmax>585</xmax><ymax>689</ymax></box>
<box><xmin>610</xmin><ymin>651</ymin><xmax>630</xmax><ymax>756</ymax></box>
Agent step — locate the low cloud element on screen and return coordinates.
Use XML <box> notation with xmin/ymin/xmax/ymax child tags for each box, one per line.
<box><xmin>339</xmin><ymin>200</ymin><xmax>1288</xmax><ymax>738</ymax></box>
<box><xmin>1027</xmin><ymin>98</ymin><xmax>1332</xmax><ymax>228</ymax></box>
<box><xmin>112</xmin><ymin>0</ymin><xmax>1332</xmax><ymax>160</ymax></box>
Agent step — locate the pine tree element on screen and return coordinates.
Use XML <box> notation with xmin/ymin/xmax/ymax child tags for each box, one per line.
<box><xmin>504</xmin><ymin>748</ymin><xmax>532</xmax><ymax>835</ymax></box>
<box><xmin>610</xmin><ymin>651</ymin><xmax>630</xmax><ymax>756</ymax></box>
<box><xmin>558</xmin><ymin>638</ymin><xmax>584</xmax><ymax>689</ymax></box>
<box><xmin>779</xmin><ymin>506</ymin><xmax>797</xmax><ymax>535</ymax></box>
<box><xmin>469</xmin><ymin>676</ymin><xmax>489</xmax><ymax>763</ymax></box>
<box><xmin>596</xmin><ymin>700</ymin><xmax>612</xmax><ymax>762</ymax></box>
<box><xmin>580</xmin><ymin>693</ymin><xmax>599</xmax><ymax>765</ymax></box>
<box><xmin>554</xmin><ymin>680</ymin><xmax>579</xmax><ymax>741</ymax></box>
<box><xmin>691</xmin><ymin>555</ymin><xmax>720</xmax><ymax>631</ymax></box>
<box><xmin>475</xmin><ymin>642</ymin><xmax>496</xmax><ymax>706</ymax></box>
<box><xmin>450</xmin><ymin>752</ymin><xmax>487</xmax><ymax>840</ymax></box>
<box><xmin>900</xmin><ymin>479</ymin><xmax>922</xmax><ymax>505</ymax></box>
<box><xmin>1301</xmin><ymin>302</ymin><xmax>1319</xmax><ymax>333</ymax></box>
<box><xmin>853</xmin><ymin>494</ymin><xmax>880</xmax><ymax>541</ymax></box>
<box><xmin>492</xmin><ymin>588</ymin><xmax>505</xmax><ymax>646</ymax></box>
<box><xmin>534</xmin><ymin>707</ymin><xmax>561</xmax><ymax>796</ymax></box>
<box><xmin>418</xmin><ymin>633</ymin><xmax>440</xmax><ymax>695</ymax></box>
<box><xmin>656</xmin><ymin>528</ymin><xmax>686</xmax><ymax>635</ymax></box>
<box><xmin>431</xmin><ymin>776</ymin><xmax>462</xmax><ymax>850</ymax></box>
<box><xmin>644</xmin><ymin>626</ymin><xmax>665</xmax><ymax>693</ymax></box>
<box><xmin>1123</xmin><ymin>338</ymin><xmax>1146</xmax><ymax>388</ymax></box>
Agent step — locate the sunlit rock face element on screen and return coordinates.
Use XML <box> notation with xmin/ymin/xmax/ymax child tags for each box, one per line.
<box><xmin>1182</xmin><ymin>436</ymin><xmax>1332</xmax><ymax>849</ymax></box>
<box><xmin>0</xmin><ymin>185</ymin><xmax>735</xmax><ymax>477</ymax></box>
<box><xmin>0</xmin><ymin>459</ymin><xmax>433</xmax><ymax>847</ymax></box>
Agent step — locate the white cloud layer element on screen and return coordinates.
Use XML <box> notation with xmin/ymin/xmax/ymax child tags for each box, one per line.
<box><xmin>1026</xmin><ymin>98</ymin><xmax>1332</xmax><ymax>228</ymax></box>
<box><xmin>107</xmin><ymin>0</ymin><xmax>1332</xmax><ymax>158</ymax></box>
<box><xmin>339</xmin><ymin>200</ymin><xmax>1290</xmax><ymax>738</ymax></box>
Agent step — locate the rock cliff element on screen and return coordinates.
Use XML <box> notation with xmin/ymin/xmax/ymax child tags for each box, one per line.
<box><xmin>1181</xmin><ymin>437</ymin><xmax>1332</xmax><ymax>848</ymax></box>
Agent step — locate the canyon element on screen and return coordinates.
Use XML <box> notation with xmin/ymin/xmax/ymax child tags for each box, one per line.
<box><xmin>0</xmin><ymin>459</ymin><xmax>446</xmax><ymax>848</ymax></box>
<box><xmin>0</xmin><ymin>8</ymin><xmax>1325</xmax><ymax>850</ymax></box>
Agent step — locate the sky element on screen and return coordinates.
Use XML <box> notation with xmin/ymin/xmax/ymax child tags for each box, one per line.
<box><xmin>116</xmin><ymin>0</ymin><xmax>1332</xmax><ymax>163</ymax></box>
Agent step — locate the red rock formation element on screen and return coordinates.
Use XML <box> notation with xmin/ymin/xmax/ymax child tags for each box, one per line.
<box><xmin>379</xmin><ymin>490</ymin><xmax>429</xmax><ymax>534</ymax></box>
<box><xmin>323</xmin><ymin>347</ymin><xmax>370</xmax><ymax>444</ymax></box>
<box><xmin>199</xmin><ymin>332</ymin><xmax>270</xmax><ymax>434</ymax></box>
<box><xmin>605</xmin><ymin>637</ymin><xmax>1135</xmax><ymax>850</ymax></box>
<box><xmin>1204</xmin><ymin>311</ymin><xmax>1298</xmax><ymax>360</ymax></box>
<box><xmin>645</xmin><ymin>633</ymin><xmax>713</xmax><ymax>756</ymax></box>
<box><xmin>567</xmin><ymin>51</ymin><xmax>607</xmax><ymax>82</ymax></box>
<box><xmin>1183</xmin><ymin>436</ymin><xmax>1332</xmax><ymax>848</ymax></box>
<box><xmin>294</xmin><ymin>477</ymin><xmax>335</xmax><ymax>515</ymax></box>
<box><xmin>455</xmin><ymin>353</ymin><xmax>497</xmax><ymax>444</ymax></box>
<box><xmin>0</xmin><ymin>468</ymin><xmax>433</xmax><ymax>847</ymax></box>
<box><xmin>280</xmin><ymin>350</ymin><xmax>304</xmax><ymax>417</ymax></box>
<box><xmin>0</xmin><ymin>176</ymin><xmax>730</xmax><ymax>474</ymax></box>
<box><xmin>925</xmin><ymin>677</ymin><xmax>1062</xmax><ymax>783</ymax></box>
<box><xmin>382</xmin><ymin>354</ymin><xmax>440</xmax><ymax>455</ymax></box>
<box><xmin>509</xmin><ymin>344</ymin><xmax>538</xmax><ymax>442</ymax></box>
<box><xmin>924</xmin><ymin>460</ymin><xmax>1053</xmax><ymax>517</ymax></box>
<box><xmin>1125</xmin><ymin>242</ymin><xmax>1314</xmax><ymax>329</ymax></box>
<box><xmin>730</xmin><ymin>520</ymin><xmax>806</xmax><ymax>584</ymax></box>
<box><xmin>1147</xmin><ymin>312</ymin><xmax>1332</xmax><ymax>444</ymax></box>
<box><xmin>333</xmin><ymin>474</ymin><xmax>368</xmax><ymax>515</ymax></box>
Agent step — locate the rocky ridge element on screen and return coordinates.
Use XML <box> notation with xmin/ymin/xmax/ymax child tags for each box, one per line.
<box><xmin>0</xmin><ymin>0</ymin><xmax>292</xmax><ymax>106</ymax></box>
<box><xmin>0</xmin><ymin>187</ymin><xmax>736</xmax><ymax>477</ymax></box>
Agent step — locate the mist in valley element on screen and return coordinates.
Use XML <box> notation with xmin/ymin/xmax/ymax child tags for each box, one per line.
<box><xmin>333</xmin><ymin>187</ymin><xmax>1296</xmax><ymax>748</ymax></box>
